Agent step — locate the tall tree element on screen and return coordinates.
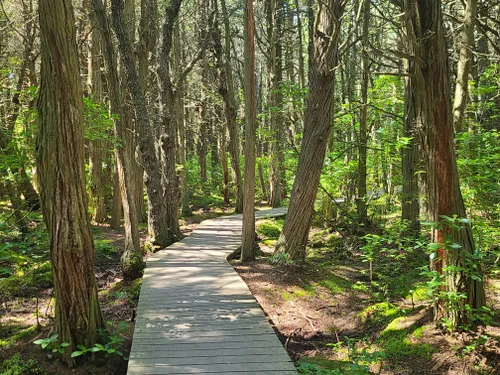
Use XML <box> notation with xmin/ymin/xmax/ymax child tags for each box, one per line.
<box><xmin>157</xmin><ymin>0</ymin><xmax>183</xmax><ymax>242</ymax></box>
<box><xmin>241</xmin><ymin>0</ymin><xmax>256</xmax><ymax>262</ymax></box>
<box><xmin>357</xmin><ymin>0</ymin><xmax>369</xmax><ymax>223</ymax></box>
<box><xmin>274</xmin><ymin>0</ymin><xmax>345</xmax><ymax>261</ymax></box>
<box><xmin>110</xmin><ymin>0</ymin><xmax>173</xmax><ymax>248</ymax></box>
<box><xmin>220</xmin><ymin>0</ymin><xmax>243</xmax><ymax>213</ymax></box>
<box><xmin>87</xmin><ymin>1</ymin><xmax>106</xmax><ymax>224</ymax></box>
<box><xmin>267</xmin><ymin>0</ymin><xmax>284</xmax><ymax>207</ymax></box>
<box><xmin>92</xmin><ymin>0</ymin><xmax>144</xmax><ymax>279</ymax></box>
<box><xmin>453</xmin><ymin>0</ymin><xmax>478</xmax><ymax>133</ymax></box>
<box><xmin>37</xmin><ymin>0</ymin><xmax>104</xmax><ymax>365</ymax></box>
<box><xmin>404</xmin><ymin>0</ymin><xmax>486</xmax><ymax>328</ymax></box>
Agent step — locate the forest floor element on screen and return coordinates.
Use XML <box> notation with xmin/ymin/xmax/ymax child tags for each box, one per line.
<box><xmin>0</xmin><ymin>204</ymin><xmax>234</xmax><ymax>375</ymax></box>
<box><xmin>232</xmin><ymin>218</ymin><xmax>500</xmax><ymax>375</ymax></box>
<box><xmin>1</xmin><ymin>207</ymin><xmax>499</xmax><ymax>375</ymax></box>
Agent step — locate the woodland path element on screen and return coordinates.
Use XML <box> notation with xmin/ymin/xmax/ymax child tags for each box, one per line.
<box><xmin>127</xmin><ymin>207</ymin><xmax>298</xmax><ymax>375</ymax></box>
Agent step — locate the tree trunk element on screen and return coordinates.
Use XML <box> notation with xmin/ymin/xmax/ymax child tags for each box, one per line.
<box><xmin>110</xmin><ymin>0</ymin><xmax>172</xmax><ymax>248</ymax></box>
<box><xmin>267</xmin><ymin>0</ymin><xmax>284</xmax><ymax>208</ymax></box>
<box><xmin>452</xmin><ymin>0</ymin><xmax>477</xmax><ymax>133</ymax></box>
<box><xmin>404</xmin><ymin>0</ymin><xmax>486</xmax><ymax>328</ymax></box>
<box><xmin>220</xmin><ymin>0</ymin><xmax>243</xmax><ymax>213</ymax></box>
<box><xmin>401</xmin><ymin>56</ymin><xmax>420</xmax><ymax>235</ymax></box>
<box><xmin>357</xmin><ymin>0</ymin><xmax>369</xmax><ymax>223</ymax></box>
<box><xmin>157</xmin><ymin>0</ymin><xmax>183</xmax><ymax>242</ymax></box>
<box><xmin>274</xmin><ymin>0</ymin><xmax>345</xmax><ymax>262</ymax></box>
<box><xmin>88</xmin><ymin>6</ymin><xmax>106</xmax><ymax>224</ymax></box>
<box><xmin>241</xmin><ymin>0</ymin><xmax>256</xmax><ymax>262</ymax></box>
<box><xmin>93</xmin><ymin>0</ymin><xmax>144</xmax><ymax>279</ymax></box>
<box><xmin>110</xmin><ymin>163</ymin><xmax>123</xmax><ymax>230</ymax></box>
<box><xmin>37</xmin><ymin>0</ymin><xmax>105</xmax><ymax>365</ymax></box>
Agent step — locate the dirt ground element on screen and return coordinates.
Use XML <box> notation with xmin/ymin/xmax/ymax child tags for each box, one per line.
<box><xmin>232</xmin><ymin>242</ymin><xmax>500</xmax><ymax>375</ymax></box>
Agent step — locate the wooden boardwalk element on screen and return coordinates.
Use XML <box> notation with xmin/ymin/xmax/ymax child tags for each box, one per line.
<box><xmin>127</xmin><ymin>207</ymin><xmax>298</xmax><ymax>375</ymax></box>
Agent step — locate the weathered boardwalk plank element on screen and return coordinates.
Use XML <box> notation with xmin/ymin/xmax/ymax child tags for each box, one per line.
<box><xmin>127</xmin><ymin>208</ymin><xmax>298</xmax><ymax>375</ymax></box>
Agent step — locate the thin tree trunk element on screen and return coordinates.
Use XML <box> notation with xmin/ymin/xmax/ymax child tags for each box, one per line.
<box><xmin>274</xmin><ymin>0</ymin><xmax>345</xmax><ymax>262</ymax></box>
<box><xmin>401</xmin><ymin>57</ymin><xmax>420</xmax><ymax>235</ymax></box>
<box><xmin>357</xmin><ymin>0</ymin><xmax>369</xmax><ymax>223</ymax></box>
<box><xmin>88</xmin><ymin>5</ymin><xmax>106</xmax><ymax>224</ymax></box>
<box><xmin>220</xmin><ymin>0</ymin><xmax>243</xmax><ymax>213</ymax></box>
<box><xmin>157</xmin><ymin>0</ymin><xmax>183</xmax><ymax>243</ymax></box>
<box><xmin>37</xmin><ymin>0</ymin><xmax>105</xmax><ymax>365</ymax></box>
<box><xmin>110</xmin><ymin>163</ymin><xmax>123</xmax><ymax>230</ymax></box>
<box><xmin>172</xmin><ymin>21</ymin><xmax>190</xmax><ymax>216</ymax></box>
<box><xmin>453</xmin><ymin>0</ymin><xmax>477</xmax><ymax>133</ymax></box>
<box><xmin>267</xmin><ymin>0</ymin><xmax>284</xmax><ymax>208</ymax></box>
<box><xmin>241</xmin><ymin>0</ymin><xmax>256</xmax><ymax>262</ymax></box>
<box><xmin>110</xmin><ymin>0</ymin><xmax>172</xmax><ymax>248</ymax></box>
<box><xmin>93</xmin><ymin>0</ymin><xmax>144</xmax><ymax>279</ymax></box>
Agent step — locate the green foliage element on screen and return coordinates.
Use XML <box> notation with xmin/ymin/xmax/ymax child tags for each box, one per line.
<box><xmin>83</xmin><ymin>98</ymin><xmax>118</xmax><ymax>146</ymax></box>
<box><xmin>33</xmin><ymin>334</ymin><xmax>69</xmax><ymax>354</ymax></box>
<box><xmin>94</xmin><ymin>239</ymin><xmax>117</xmax><ymax>259</ymax></box>
<box><xmin>358</xmin><ymin>302</ymin><xmax>403</xmax><ymax>328</ymax></box>
<box><xmin>358</xmin><ymin>221</ymin><xmax>427</xmax><ymax>300</ymax></box>
<box><xmin>71</xmin><ymin>324</ymin><xmax>129</xmax><ymax>360</ymax></box>
<box><xmin>0</xmin><ymin>355</ymin><xmax>44</xmax><ymax>375</ymax></box>
<box><xmin>297</xmin><ymin>337</ymin><xmax>386</xmax><ymax>374</ymax></box>
<box><xmin>256</xmin><ymin>219</ymin><xmax>283</xmax><ymax>238</ymax></box>
<box><xmin>268</xmin><ymin>252</ymin><xmax>294</xmax><ymax>265</ymax></box>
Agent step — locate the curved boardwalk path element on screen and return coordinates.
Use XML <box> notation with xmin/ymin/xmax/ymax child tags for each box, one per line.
<box><xmin>127</xmin><ymin>207</ymin><xmax>297</xmax><ymax>375</ymax></box>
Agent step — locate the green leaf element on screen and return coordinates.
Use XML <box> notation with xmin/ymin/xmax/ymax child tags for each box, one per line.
<box><xmin>71</xmin><ymin>351</ymin><xmax>84</xmax><ymax>357</ymax></box>
<box><xmin>33</xmin><ymin>339</ymin><xmax>45</xmax><ymax>345</ymax></box>
<box><xmin>88</xmin><ymin>347</ymin><xmax>100</xmax><ymax>352</ymax></box>
<box><xmin>95</xmin><ymin>343</ymin><xmax>106</xmax><ymax>350</ymax></box>
<box><xmin>77</xmin><ymin>344</ymin><xmax>86</xmax><ymax>350</ymax></box>
<box><xmin>60</xmin><ymin>342</ymin><xmax>70</xmax><ymax>347</ymax></box>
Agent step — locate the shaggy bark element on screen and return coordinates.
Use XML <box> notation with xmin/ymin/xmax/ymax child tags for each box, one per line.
<box><xmin>274</xmin><ymin>0</ymin><xmax>345</xmax><ymax>261</ymax></box>
<box><xmin>404</xmin><ymin>0</ymin><xmax>486</xmax><ymax>327</ymax></box>
<box><xmin>37</xmin><ymin>0</ymin><xmax>105</xmax><ymax>365</ymax></box>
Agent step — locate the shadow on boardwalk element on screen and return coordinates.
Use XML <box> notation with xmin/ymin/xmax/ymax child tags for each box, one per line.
<box><xmin>127</xmin><ymin>208</ymin><xmax>297</xmax><ymax>374</ymax></box>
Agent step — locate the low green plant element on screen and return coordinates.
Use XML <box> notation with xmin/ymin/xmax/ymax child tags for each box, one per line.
<box><xmin>0</xmin><ymin>355</ymin><xmax>44</xmax><ymax>375</ymax></box>
<box><xmin>72</xmin><ymin>326</ymin><xmax>129</xmax><ymax>360</ymax></box>
<box><xmin>33</xmin><ymin>334</ymin><xmax>69</xmax><ymax>354</ymax></box>
<box><xmin>268</xmin><ymin>252</ymin><xmax>294</xmax><ymax>265</ymax></box>
<box><xmin>297</xmin><ymin>362</ymin><xmax>343</xmax><ymax>375</ymax></box>
<box><xmin>256</xmin><ymin>220</ymin><xmax>282</xmax><ymax>238</ymax></box>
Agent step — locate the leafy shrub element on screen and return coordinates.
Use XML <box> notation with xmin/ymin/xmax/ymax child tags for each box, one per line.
<box><xmin>256</xmin><ymin>220</ymin><xmax>282</xmax><ymax>238</ymax></box>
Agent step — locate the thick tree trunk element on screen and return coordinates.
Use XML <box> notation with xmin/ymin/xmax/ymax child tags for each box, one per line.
<box><xmin>241</xmin><ymin>0</ymin><xmax>256</xmax><ymax>262</ymax></box>
<box><xmin>274</xmin><ymin>0</ymin><xmax>345</xmax><ymax>262</ymax></box>
<box><xmin>37</xmin><ymin>0</ymin><xmax>105</xmax><ymax>365</ymax></box>
<box><xmin>93</xmin><ymin>0</ymin><xmax>144</xmax><ymax>279</ymax></box>
<box><xmin>404</xmin><ymin>0</ymin><xmax>486</xmax><ymax>328</ymax></box>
